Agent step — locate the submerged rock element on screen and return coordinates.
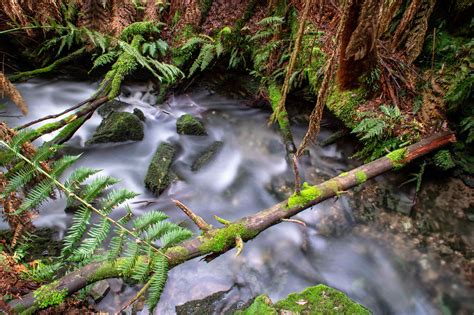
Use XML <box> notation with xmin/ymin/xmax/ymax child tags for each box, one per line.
<box><xmin>191</xmin><ymin>141</ymin><xmax>224</xmax><ymax>171</ymax></box>
<box><xmin>87</xmin><ymin>111</ymin><xmax>144</xmax><ymax>144</ymax></box>
<box><xmin>236</xmin><ymin>285</ymin><xmax>370</xmax><ymax>315</ymax></box>
<box><xmin>145</xmin><ymin>142</ymin><xmax>176</xmax><ymax>196</ymax></box>
<box><xmin>176</xmin><ymin>114</ymin><xmax>207</xmax><ymax>136</ymax></box>
<box><xmin>89</xmin><ymin>280</ymin><xmax>110</xmax><ymax>303</ymax></box>
<box><xmin>133</xmin><ymin>108</ymin><xmax>146</xmax><ymax>121</ymax></box>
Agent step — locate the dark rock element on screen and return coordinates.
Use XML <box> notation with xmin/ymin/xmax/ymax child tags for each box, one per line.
<box><xmin>89</xmin><ymin>280</ymin><xmax>110</xmax><ymax>303</ymax></box>
<box><xmin>145</xmin><ymin>143</ymin><xmax>176</xmax><ymax>196</ymax></box>
<box><xmin>97</xmin><ymin>99</ymin><xmax>129</xmax><ymax>118</ymax></box>
<box><xmin>87</xmin><ymin>111</ymin><xmax>144</xmax><ymax>144</ymax></box>
<box><xmin>191</xmin><ymin>141</ymin><xmax>224</xmax><ymax>171</ymax></box>
<box><xmin>176</xmin><ymin>114</ymin><xmax>207</xmax><ymax>136</ymax></box>
<box><xmin>133</xmin><ymin>108</ymin><xmax>146</xmax><ymax>121</ymax></box>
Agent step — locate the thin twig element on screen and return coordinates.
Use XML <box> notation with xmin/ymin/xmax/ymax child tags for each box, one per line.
<box><xmin>173</xmin><ymin>199</ymin><xmax>211</xmax><ymax>231</ymax></box>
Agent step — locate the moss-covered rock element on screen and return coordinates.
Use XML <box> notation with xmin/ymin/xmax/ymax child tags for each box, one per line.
<box><xmin>87</xmin><ymin>111</ymin><xmax>144</xmax><ymax>144</ymax></box>
<box><xmin>236</xmin><ymin>285</ymin><xmax>371</xmax><ymax>315</ymax></box>
<box><xmin>176</xmin><ymin>114</ymin><xmax>207</xmax><ymax>136</ymax></box>
<box><xmin>326</xmin><ymin>87</ymin><xmax>365</xmax><ymax>129</ymax></box>
<box><xmin>144</xmin><ymin>142</ymin><xmax>176</xmax><ymax>196</ymax></box>
<box><xmin>191</xmin><ymin>141</ymin><xmax>223</xmax><ymax>171</ymax></box>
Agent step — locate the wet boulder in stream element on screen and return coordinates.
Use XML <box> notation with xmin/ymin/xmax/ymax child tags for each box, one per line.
<box><xmin>191</xmin><ymin>141</ymin><xmax>224</xmax><ymax>171</ymax></box>
<box><xmin>87</xmin><ymin>111</ymin><xmax>144</xmax><ymax>144</ymax></box>
<box><xmin>145</xmin><ymin>143</ymin><xmax>176</xmax><ymax>196</ymax></box>
<box><xmin>176</xmin><ymin>114</ymin><xmax>207</xmax><ymax>136</ymax></box>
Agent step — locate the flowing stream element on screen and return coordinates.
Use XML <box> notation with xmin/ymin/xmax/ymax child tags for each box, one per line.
<box><xmin>1</xmin><ymin>79</ymin><xmax>469</xmax><ymax>314</ymax></box>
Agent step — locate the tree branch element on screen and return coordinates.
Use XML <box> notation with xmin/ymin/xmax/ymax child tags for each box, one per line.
<box><xmin>8</xmin><ymin>131</ymin><xmax>455</xmax><ymax>312</ymax></box>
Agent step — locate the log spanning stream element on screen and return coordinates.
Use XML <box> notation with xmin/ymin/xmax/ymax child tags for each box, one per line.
<box><xmin>1</xmin><ymin>79</ymin><xmax>470</xmax><ymax>314</ymax></box>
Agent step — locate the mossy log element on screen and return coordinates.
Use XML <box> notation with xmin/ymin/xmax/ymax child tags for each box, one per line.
<box><xmin>8</xmin><ymin>131</ymin><xmax>455</xmax><ymax>312</ymax></box>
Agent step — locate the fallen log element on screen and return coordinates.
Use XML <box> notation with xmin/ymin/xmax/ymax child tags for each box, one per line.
<box><xmin>8</xmin><ymin>131</ymin><xmax>456</xmax><ymax>312</ymax></box>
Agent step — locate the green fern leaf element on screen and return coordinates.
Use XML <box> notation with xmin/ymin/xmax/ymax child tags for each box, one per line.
<box><xmin>160</xmin><ymin>227</ymin><xmax>192</xmax><ymax>248</ymax></box>
<box><xmin>133</xmin><ymin>211</ymin><xmax>168</xmax><ymax>232</ymax></box>
<box><xmin>146</xmin><ymin>254</ymin><xmax>168</xmax><ymax>312</ymax></box>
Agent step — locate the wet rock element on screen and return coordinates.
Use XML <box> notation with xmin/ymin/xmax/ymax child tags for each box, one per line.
<box><xmin>145</xmin><ymin>142</ymin><xmax>176</xmax><ymax>196</ymax></box>
<box><xmin>176</xmin><ymin>114</ymin><xmax>207</xmax><ymax>136</ymax></box>
<box><xmin>176</xmin><ymin>290</ymin><xmax>227</xmax><ymax>315</ymax></box>
<box><xmin>97</xmin><ymin>99</ymin><xmax>129</xmax><ymax>118</ymax></box>
<box><xmin>87</xmin><ymin>111</ymin><xmax>144</xmax><ymax>144</ymax></box>
<box><xmin>133</xmin><ymin>108</ymin><xmax>146</xmax><ymax>121</ymax></box>
<box><xmin>89</xmin><ymin>280</ymin><xmax>110</xmax><ymax>303</ymax></box>
<box><xmin>191</xmin><ymin>141</ymin><xmax>224</xmax><ymax>171</ymax></box>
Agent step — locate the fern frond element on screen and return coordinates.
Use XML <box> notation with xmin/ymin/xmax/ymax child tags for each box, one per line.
<box><xmin>64</xmin><ymin>167</ymin><xmax>100</xmax><ymax>192</ymax></box>
<box><xmin>131</xmin><ymin>248</ymin><xmax>153</xmax><ymax>283</ymax></box>
<box><xmin>133</xmin><ymin>211</ymin><xmax>168</xmax><ymax>232</ymax></box>
<box><xmin>257</xmin><ymin>16</ymin><xmax>284</xmax><ymax>26</ymax></box>
<box><xmin>3</xmin><ymin>165</ymin><xmax>36</xmax><ymax>196</ymax></box>
<box><xmin>144</xmin><ymin>221</ymin><xmax>175</xmax><ymax>242</ymax></box>
<box><xmin>91</xmin><ymin>51</ymin><xmax>119</xmax><ymax>72</ymax></box>
<box><xmin>352</xmin><ymin>118</ymin><xmax>386</xmax><ymax>140</ymax></box>
<box><xmin>146</xmin><ymin>254</ymin><xmax>168</xmax><ymax>312</ymax></box>
<box><xmin>82</xmin><ymin>176</ymin><xmax>119</xmax><ymax>202</ymax></box>
<box><xmin>101</xmin><ymin>189</ymin><xmax>138</xmax><ymax>214</ymax></box>
<box><xmin>50</xmin><ymin>155</ymin><xmax>81</xmax><ymax>177</ymax></box>
<box><xmin>120</xmin><ymin>240</ymin><xmax>141</xmax><ymax>276</ymax></box>
<box><xmin>72</xmin><ymin>218</ymin><xmax>111</xmax><ymax>261</ymax></box>
<box><xmin>108</xmin><ymin>232</ymin><xmax>126</xmax><ymax>261</ymax></box>
<box><xmin>9</xmin><ymin>129</ymin><xmax>38</xmax><ymax>153</ymax></box>
<box><xmin>17</xmin><ymin>180</ymin><xmax>54</xmax><ymax>214</ymax></box>
<box><xmin>62</xmin><ymin>206</ymin><xmax>92</xmax><ymax>257</ymax></box>
<box><xmin>433</xmin><ymin>150</ymin><xmax>455</xmax><ymax>170</ymax></box>
<box><xmin>160</xmin><ymin>227</ymin><xmax>192</xmax><ymax>248</ymax></box>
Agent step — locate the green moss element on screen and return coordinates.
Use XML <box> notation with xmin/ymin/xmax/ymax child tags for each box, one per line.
<box><xmin>326</xmin><ymin>87</ymin><xmax>365</xmax><ymax>129</ymax></box>
<box><xmin>199</xmin><ymin>224</ymin><xmax>257</xmax><ymax>253</ymax></box>
<box><xmin>275</xmin><ymin>285</ymin><xmax>370</xmax><ymax>314</ymax></box>
<box><xmin>191</xmin><ymin>141</ymin><xmax>223</xmax><ymax>171</ymax></box>
<box><xmin>339</xmin><ymin>172</ymin><xmax>349</xmax><ymax>177</ymax></box>
<box><xmin>268</xmin><ymin>83</ymin><xmax>291</xmax><ymax>138</ymax></box>
<box><xmin>87</xmin><ymin>261</ymin><xmax>123</xmax><ymax>284</ymax></box>
<box><xmin>355</xmin><ymin>170</ymin><xmax>367</xmax><ymax>184</ymax></box>
<box><xmin>33</xmin><ymin>281</ymin><xmax>68</xmax><ymax>309</ymax></box>
<box><xmin>287</xmin><ymin>182</ymin><xmax>322</xmax><ymax>209</ymax></box>
<box><xmin>235</xmin><ymin>295</ymin><xmax>277</xmax><ymax>315</ymax></box>
<box><xmin>386</xmin><ymin>148</ymin><xmax>407</xmax><ymax>169</ymax></box>
<box><xmin>165</xmin><ymin>246</ymin><xmax>190</xmax><ymax>265</ymax></box>
<box><xmin>120</xmin><ymin>21</ymin><xmax>160</xmax><ymax>41</ymax></box>
<box><xmin>325</xmin><ymin>180</ymin><xmax>340</xmax><ymax>193</ymax></box>
<box><xmin>176</xmin><ymin>114</ymin><xmax>207</xmax><ymax>136</ymax></box>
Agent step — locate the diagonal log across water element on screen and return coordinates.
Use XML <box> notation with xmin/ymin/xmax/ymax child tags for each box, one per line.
<box><xmin>9</xmin><ymin>131</ymin><xmax>456</xmax><ymax>311</ymax></box>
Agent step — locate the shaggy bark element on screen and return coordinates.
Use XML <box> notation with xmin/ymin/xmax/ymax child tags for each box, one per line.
<box><xmin>8</xmin><ymin>131</ymin><xmax>456</xmax><ymax>312</ymax></box>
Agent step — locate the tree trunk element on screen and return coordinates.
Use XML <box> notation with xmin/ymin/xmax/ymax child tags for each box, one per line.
<box><xmin>8</xmin><ymin>131</ymin><xmax>456</xmax><ymax>312</ymax></box>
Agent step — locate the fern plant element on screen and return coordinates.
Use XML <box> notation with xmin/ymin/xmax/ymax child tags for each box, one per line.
<box><xmin>352</xmin><ymin>105</ymin><xmax>409</xmax><ymax>161</ymax></box>
<box><xmin>181</xmin><ymin>26</ymin><xmax>232</xmax><ymax>77</ymax></box>
<box><xmin>0</xmin><ymin>132</ymin><xmax>193</xmax><ymax>312</ymax></box>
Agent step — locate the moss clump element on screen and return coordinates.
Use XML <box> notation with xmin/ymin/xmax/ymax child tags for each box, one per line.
<box><xmin>86</xmin><ymin>111</ymin><xmax>144</xmax><ymax>144</ymax></box>
<box><xmin>176</xmin><ymin>114</ymin><xmax>207</xmax><ymax>136</ymax></box>
<box><xmin>236</xmin><ymin>295</ymin><xmax>277</xmax><ymax>315</ymax></box>
<box><xmin>199</xmin><ymin>224</ymin><xmax>257</xmax><ymax>253</ymax></box>
<box><xmin>238</xmin><ymin>285</ymin><xmax>370</xmax><ymax>314</ymax></box>
<box><xmin>386</xmin><ymin>148</ymin><xmax>407</xmax><ymax>169</ymax></box>
<box><xmin>165</xmin><ymin>246</ymin><xmax>190</xmax><ymax>264</ymax></box>
<box><xmin>268</xmin><ymin>83</ymin><xmax>290</xmax><ymax>136</ymax></box>
<box><xmin>191</xmin><ymin>141</ymin><xmax>224</xmax><ymax>171</ymax></box>
<box><xmin>287</xmin><ymin>182</ymin><xmax>322</xmax><ymax>209</ymax></box>
<box><xmin>325</xmin><ymin>180</ymin><xmax>340</xmax><ymax>193</ymax></box>
<box><xmin>339</xmin><ymin>172</ymin><xmax>349</xmax><ymax>177</ymax></box>
<box><xmin>326</xmin><ymin>87</ymin><xmax>365</xmax><ymax>129</ymax></box>
<box><xmin>144</xmin><ymin>142</ymin><xmax>176</xmax><ymax>196</ymax></box>
<box><xmin>33</xmin><ymin>281</ymin><xmax>68</xmax><ymax>309</ymax></box>
<box><xmin>355</xmin><ymin>170</ymin><xmax>367</xmax><ymax>184</ymax></box>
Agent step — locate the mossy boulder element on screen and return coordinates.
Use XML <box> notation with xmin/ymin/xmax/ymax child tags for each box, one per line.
<box><xmin>144</xmin><ymin>142</ymin><xmax>176</xmax><ymax>196</ymax></box>
<box><xmin>176</xmin><ymin>114</ymin><xmax>207</xmax><ymax>136</ymax></box>
<box><xmin>236</xmin><ymin>285</ymin><xmax>371</xmax><ymax>315</ymax></box>
<box><xmin>191</xmin><ymin>141</ymin><xmax>223</xmax><ymax>171</ymax></box>
<box><xmin>87</xmin><ymin>111</ymin><xmax>144</xmax><ymax>144</ymax></box>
